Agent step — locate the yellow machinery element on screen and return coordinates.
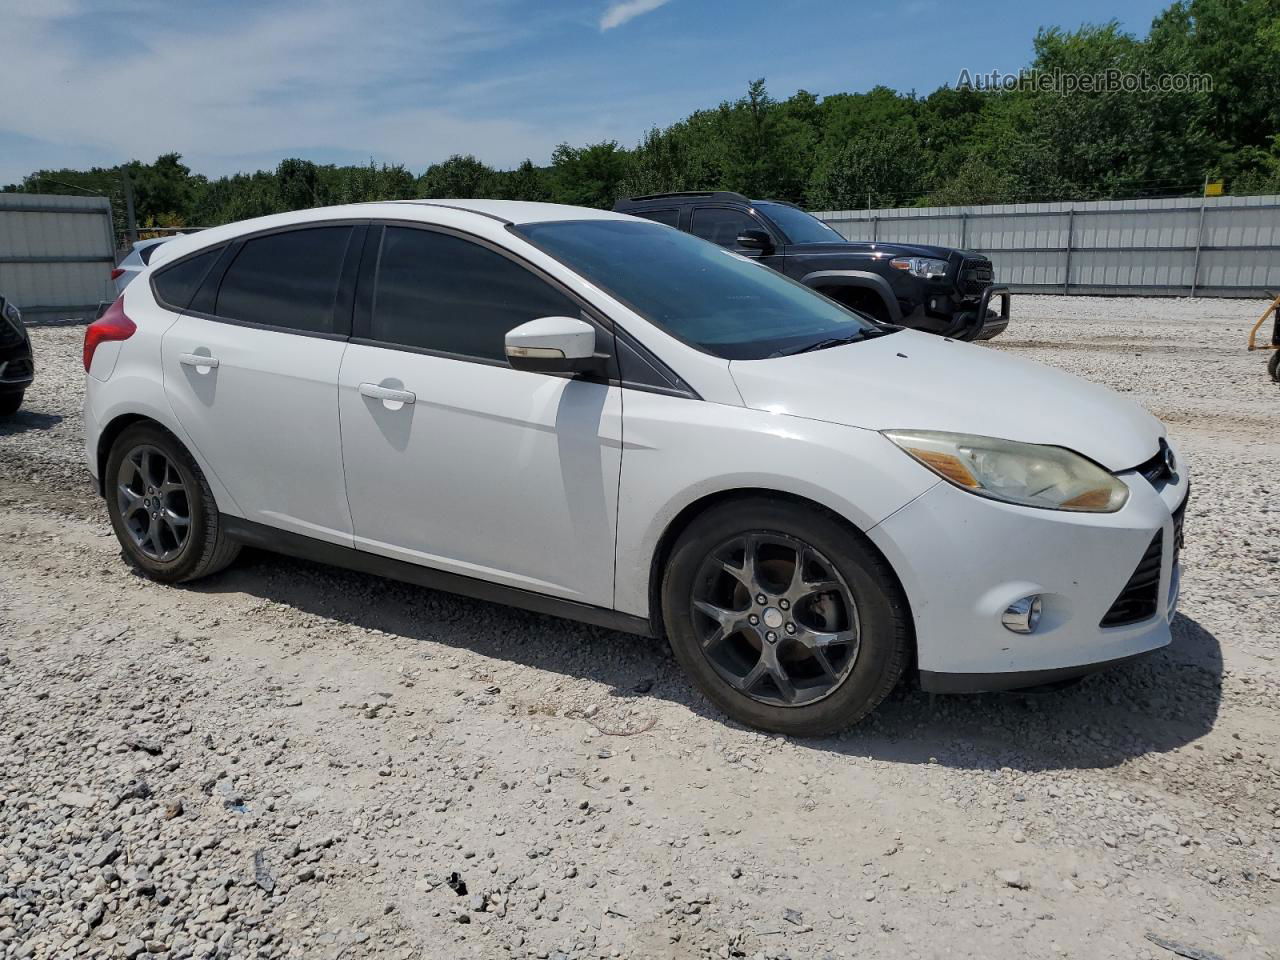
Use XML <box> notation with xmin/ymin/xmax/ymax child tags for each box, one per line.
<box><xmin>1248</xmin><ymin>292</ymin><xmax>1280</xmax><ymax>382</ymax></box>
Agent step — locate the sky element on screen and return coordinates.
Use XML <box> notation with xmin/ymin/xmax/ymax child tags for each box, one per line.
<box><xmin>0</xmin><ymin>0</ymin><xmax>1174</xmax><ymax>186</ymax></box>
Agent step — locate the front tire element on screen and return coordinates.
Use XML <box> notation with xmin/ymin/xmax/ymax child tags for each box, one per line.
<box><xmin>661</xmin><ymin>498</ymin><xmax>910</xmax><ymax>736</ymax></box>
<box><xmin>0</xmin><ymin>391</ymin><xmax>23</xmax><ymax>416</ymax></box>
<box><xmin>104</xmin><ymin>422</ymin><xmax>239</xmax><ymax>583</ymax></box>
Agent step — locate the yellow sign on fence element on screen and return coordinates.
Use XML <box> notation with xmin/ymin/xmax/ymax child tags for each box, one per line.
<box><xmin>1205</xmin><ymin>180</ymin><xmax>1224</xmax><ymax>196</ymax></box>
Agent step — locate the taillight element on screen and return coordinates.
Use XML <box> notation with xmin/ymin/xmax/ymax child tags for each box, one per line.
<box><xmin>84</xmin><ymin>297</ymin><xmax>136</xmax><ymax>372</ymax></box>
<box><xmin>110</xmin><ymin>267</ymin><xmax>126</xmax><ymax>280</ymax></box>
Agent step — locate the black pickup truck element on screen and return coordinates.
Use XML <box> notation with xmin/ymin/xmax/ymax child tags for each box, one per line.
<box><xmin>613</xmin><ymin>192</ymin><xmax>1010</xmax><ymax>341</ymax></box>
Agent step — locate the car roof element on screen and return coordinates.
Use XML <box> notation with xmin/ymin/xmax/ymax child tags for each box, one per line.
<box><xmin>147</xmin><ymin>199</ymin><xmax>636</xmax><ymax>269</ymax></box>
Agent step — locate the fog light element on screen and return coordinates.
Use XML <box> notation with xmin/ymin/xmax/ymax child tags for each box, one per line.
<box><xmin>1001</xmin><ymin>595</ymin><xmax>1043</xmax><ymax>634</ymax></box>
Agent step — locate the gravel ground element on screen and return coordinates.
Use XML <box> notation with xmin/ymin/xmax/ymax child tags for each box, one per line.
<box><xmin>1</xmin><ymin>295</ymin><xmax>1277</xmax><ymax>960</ymax></box>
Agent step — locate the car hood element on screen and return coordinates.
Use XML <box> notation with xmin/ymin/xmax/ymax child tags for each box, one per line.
<box><xmin>728</xmin><ymin>330</ymin><xmax>1163</xmax><ymax>471</ymax></box>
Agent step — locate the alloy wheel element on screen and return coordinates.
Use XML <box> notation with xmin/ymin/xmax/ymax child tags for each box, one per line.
<box><xmin>690</xmin><ymin>533</ymin><xmax>861</xmax><ymax>707</ymax></box>
<box><xmin>116</xmin><ymin>444</ymin><xmax>192</xmax><ymax>562</ymax></box>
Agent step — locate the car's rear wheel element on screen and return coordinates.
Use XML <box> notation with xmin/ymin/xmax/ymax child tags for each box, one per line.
<box><xmin>105</xmin><ymin>422</ymin><xmax>239</xmax><ymax>582</ymax></box>
<box><xmin>0</xmin><ymin>391</ymin><xmax>23</xmax><ymax>416</ymax></box>
<box><xmin>661</xmin><ymin>497</ymin><xmax>910</xmax><ymax>736</ymax></box>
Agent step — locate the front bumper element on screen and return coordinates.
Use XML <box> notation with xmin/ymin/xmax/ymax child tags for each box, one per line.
<box><xmin>867</xmin><ymin>451</ymin><xmax>1189</xmax><ymax>689</ymax></box>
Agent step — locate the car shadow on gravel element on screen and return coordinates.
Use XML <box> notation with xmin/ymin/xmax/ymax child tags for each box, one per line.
<box><xmin>0</xmin><ymin>410</ymin><xmax>63</xmax><ymax>435</ymax></box>
<box><xmin>195</xmin><ymin>551</ymin><xmax>1222</xmax><ymax>775</ymax></box>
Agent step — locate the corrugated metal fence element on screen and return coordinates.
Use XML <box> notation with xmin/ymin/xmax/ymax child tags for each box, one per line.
<box><xmin>0</xmin><ymin>194</ymin><xmax>115</xmax><ymax>324</ymax></box>
<box><xmin>815</xmin><ymin>195</ymin><xmax>1280</xmax><ymax>297</ymax></box>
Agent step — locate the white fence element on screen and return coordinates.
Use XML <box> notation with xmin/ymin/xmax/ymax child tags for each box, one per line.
<box><xmin>815</xmin><ymin>195</ymin><xmax>1280</xmax><ymax>297</ymax></box>
<box><xmin>0</xmin><ymin>194</ymin><xmax>116</xmax><ymax>323</ymax></box>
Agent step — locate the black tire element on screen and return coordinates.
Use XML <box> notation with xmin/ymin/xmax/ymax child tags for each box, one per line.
<box><xmin>104</xmin><ymin>421</ymin><xmax>240</xmax><ymax>583</ymax></box>
<box><xmin>1268</xmin><ymin>350</ymin><xmax>1280</xmax><ymax>383</ymax></box>
<box><xmin>661</xmin><ymin>497</ymin><xmax>910</xmax><ymax>736</ymax></box>
<box><xmin>0</xmin><ymin>391</ymin><xmax>22</xmax><ymax>416</ymax></box>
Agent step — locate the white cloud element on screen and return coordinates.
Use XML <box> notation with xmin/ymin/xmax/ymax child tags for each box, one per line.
<box><xmin>599</xmin><ymin>0</ymin><xmax>671</xmax><ymax>31</ymax></box>
<box><xmin>0</xmin><ymin>0</ymin><xmax>616</xmax><ymax>183</ymax></box>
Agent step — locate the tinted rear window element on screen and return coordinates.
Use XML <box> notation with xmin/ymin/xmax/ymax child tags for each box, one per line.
<box><xmin>152</xmin><ymin>247</ymin><xmax>223</xmax><ymax>311</ymax></box>
<box><xmin>215</xmin><ymin>227</ymin><xmax>353</xmax><ymax>333</ymax></box>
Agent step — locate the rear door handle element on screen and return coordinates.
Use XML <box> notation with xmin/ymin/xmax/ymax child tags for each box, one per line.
<box><xmin>358</xmin><ymin>382</ymin><xmax>416</xmax><ymax>405</ymax></box>
<box><xmin>178</xmin><ymin>353</ymin><xmax>219</xmax><ymax>368</ymax></box>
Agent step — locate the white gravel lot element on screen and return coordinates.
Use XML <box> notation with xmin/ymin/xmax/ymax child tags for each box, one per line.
<box><xmin>0</xmin><ymin>295</ymin><xmax>1277</xmax><ymax>960</ymax></box>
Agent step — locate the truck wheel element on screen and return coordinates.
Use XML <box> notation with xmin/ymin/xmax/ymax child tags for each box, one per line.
<box><xmin>1269</xmin><ymin>350</ymin><xmax>1280</xmax><ymax>383</ymax></box>
<box><xmin>105</xmin><ymin>422</ymin><xmax>240</xmax><ymax>583</ymax></box>
<box><xmin>0</xmin><ymin>392</ymin><xmax>22</xmax><ymax>416</ymax></box>
<box><xmin>661</xmin><ymin>497</ymin><xmax>910</xmax><ymax>736</ymax></box>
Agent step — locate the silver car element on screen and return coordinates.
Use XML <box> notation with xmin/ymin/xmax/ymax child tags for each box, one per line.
<box><xmin>112</xmin><ymin>238</ymin><xmax>171</xmax><ymax>295</ymax></box>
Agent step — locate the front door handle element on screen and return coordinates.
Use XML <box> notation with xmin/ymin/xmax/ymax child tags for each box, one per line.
<box><xmin>179</xmin><ymin>353</ymin><xmax>219</xmax><ymax>368</ymax></box>
<box><xmin>359</xmin><ymin>382</ymin><xmax>416</xmax><ymax>405</ymax></box>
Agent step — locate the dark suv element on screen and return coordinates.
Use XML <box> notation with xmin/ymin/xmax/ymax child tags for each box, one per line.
<box><xmin>613</xmin><ymin>192</ymin><xmax>1010</xmax><ymax>341</ymax></box>
<box><xmin>0</xmin><ymin>293</ymin><xmax>34</xmax><ymax>415</ymax></box>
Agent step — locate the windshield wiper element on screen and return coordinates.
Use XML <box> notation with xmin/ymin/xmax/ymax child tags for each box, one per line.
<box><xmin>779</xmin><ymin>333</ymin><xmax>868</xmax><ymax>356</ymax></box>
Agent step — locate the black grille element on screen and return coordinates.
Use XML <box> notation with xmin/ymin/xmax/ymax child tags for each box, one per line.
<box><xmin>958</xmin><ymin>257</ymin><xmax>994</xmax><ymax>295</ymax></box>
<box><xmin>1100</xmin><ymin>531</ymin><xmax>1162</xmax><ymax>627</ymax></box>
<box><xmin>0</xmin><ymin>319</ymin><xmax>24</xmax><ymax>349</ymax></box>
<box><xmin>1172</xmin><ymin>496</ymin><xmax>1186</xmax><ymax>561</ymax></box>
<box><xmin>1134</xmin><ymin>439</ymin><xmax>1176</xmax><ymax>489</ymax></box>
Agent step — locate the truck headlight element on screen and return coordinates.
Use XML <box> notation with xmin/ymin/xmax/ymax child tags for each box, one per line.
<box><xmin>883</xmin><ymin>430</ymin><xmax>1129</xmax><ymax>513</ymax></box>
<box><xmin>889</xmin><ymin>256</ymin><xmax>948</xmax><ymax>279</ymax></box>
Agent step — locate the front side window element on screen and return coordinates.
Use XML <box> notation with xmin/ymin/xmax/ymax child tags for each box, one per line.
<box><xmin>516</xmin><ymin>220</ymin><xmax>881</xmax><ymax>360</ymax></box>
<box><xmin>370</xmin><ymin>226</ymin><xmax>582</xmax><ymax>362</ymax></box>
<box><xmin>215</xmin><ymin>226</ymin><xmax>354</xmax><ymax>333</ymax></box>
<box><xmin>690</xmin><ymin>207</ymin><xmax>765</xmax><ymax>248</ymax></box>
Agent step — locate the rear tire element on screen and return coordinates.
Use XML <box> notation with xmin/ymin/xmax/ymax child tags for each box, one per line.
<box><xmin>0</xmin><ymin>391</ymin><xmax>23</xmax><ymax>416</ymax></box>
<box><xmin>104</xmin><ymin>422</ymin><xmax>240</xmax><ymax>583</ymax></box>
<box><xmin>661</xmin><ymin>497</ymin><xmax>910</xmax><ymax>736</ymax></box>
<box><xmin>1268</xmin><ymin>350</ymin><xmax>1280</xmax><ymax>383</ymax></box>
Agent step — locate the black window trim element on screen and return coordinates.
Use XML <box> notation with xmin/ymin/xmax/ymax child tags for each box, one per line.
<box><xmin>165</xmin><ymin>219</ymin><xmax>369</xmax><ymax>341</ymax></box>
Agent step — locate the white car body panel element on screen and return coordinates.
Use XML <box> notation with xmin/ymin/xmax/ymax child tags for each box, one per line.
<box><xmin>85</xmin><ymin>199</ymin><xmax>1189</xmax><ymax>694</ymax></box>
<box><xmin>870</xmin><ymin>456</ymin><xmax>1188</xmax><ymax>676</ymax></box>
<box><xmin>161</xmin><ymin>316</ymin><xmax>353</xmax><ymax>545</ymax></box>
<box><xmin>728</xmin><ymin>330</ymin><xmax>1164</xmax><ymax>470</ymax></box>
<box><xmin>338</xmin><ymin>343</ymin><xmax>622</xmax><ymax>605</ymax></box>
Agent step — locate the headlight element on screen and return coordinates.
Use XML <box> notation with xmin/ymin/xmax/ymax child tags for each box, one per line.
<box><xmin>889</xmin><ymin>256</ymin><xmax>948</xmax><ymax>279</ymax></box>
<box><xmin>883</xmin><ymin>430</ymin><xmax>1129</xmax><ymax>513</ymax></box>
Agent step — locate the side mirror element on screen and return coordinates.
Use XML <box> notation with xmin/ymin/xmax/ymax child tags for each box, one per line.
<box><xmin>736</xmin><ymin>229</ymin><xmax>774</xmax><ymax>252</ymax></box>
<box><xmin>505</xmin><ymin>316</ymin><xmax>601</xmax><ymax>374</ymax></box>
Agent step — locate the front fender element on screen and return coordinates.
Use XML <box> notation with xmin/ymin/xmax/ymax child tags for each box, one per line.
<box><xmin>612</xmin><ymin>391</ymin><xmax>938</xmax><ymax>618</ymax></box>
<box><xmin>800</xmin><ymin>270</ymin><xmax>904</xmax><ymax>323</ymax></box>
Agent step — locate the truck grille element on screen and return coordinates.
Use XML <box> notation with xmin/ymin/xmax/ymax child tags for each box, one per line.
<box><xmin>1100</xmin><ymin>531</ymin><xmax>1162</xmax><ymax>627</ymax></box>
<box><xmin>958</xmin><ymin>258</ymin><xmax>994</xmax><ymax>295</ymax></box>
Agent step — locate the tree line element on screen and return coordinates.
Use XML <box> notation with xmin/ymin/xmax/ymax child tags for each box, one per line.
<box><xmin>6</xmin><ymin>0</ymin><xmax>1278</xmax><ymax>240</ymax></box>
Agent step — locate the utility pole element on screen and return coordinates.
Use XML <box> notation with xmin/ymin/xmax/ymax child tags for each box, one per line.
<box><xmin>122</xmin><ymin>171</ymin><xmax>138</xmax><ymax>247</ymax></box>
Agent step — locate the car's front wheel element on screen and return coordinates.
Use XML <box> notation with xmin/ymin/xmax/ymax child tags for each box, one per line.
<box><xmin>105</xmin><ymin>422</ymin><xmax>239</xmax><ymax>583</ymax></box>
<box><xmin>0</xmin><ymin>391</ymin><xmax>23</xmax><ymax>416</ymax></box>
<box><xmin>662</xmin><ymin>497</ymin><xmax>910</xmax><ymax>736</ymax></box>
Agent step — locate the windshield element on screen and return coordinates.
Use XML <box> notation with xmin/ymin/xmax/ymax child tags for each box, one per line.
<box><xmin>516</xmin><ymin>220</ymin><xmax>880</xmax><ymax>360</ymax></box>
<box><xmin>754</xmin><ymin>202</ymin><xmax>845</xmax><ymax>244</ymax></box>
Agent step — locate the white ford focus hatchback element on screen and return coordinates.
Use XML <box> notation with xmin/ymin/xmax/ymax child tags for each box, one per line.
<box><xmin>83</xmin><ymin>200</ymin><xmax>1188</xmax><ymax>735</ymax></box>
